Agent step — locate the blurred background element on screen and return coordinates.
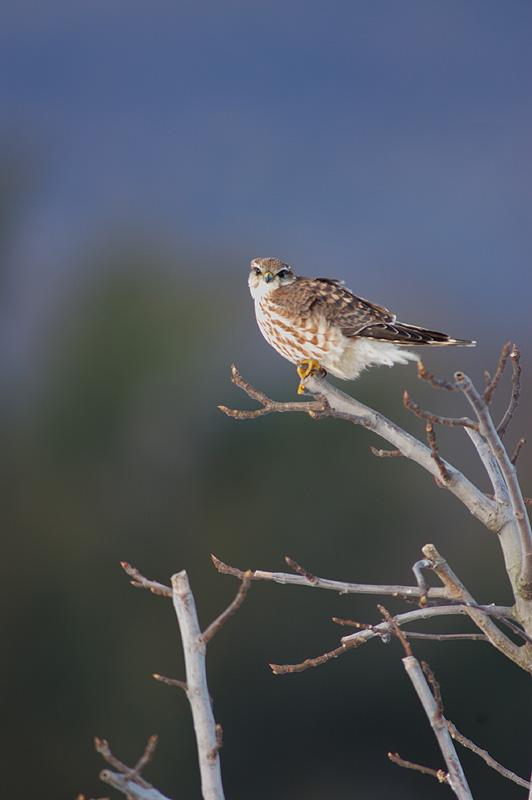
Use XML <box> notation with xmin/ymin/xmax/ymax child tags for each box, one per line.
<box><xmin>1</xmin><ymin>2</ymin><xmax>531</xmax><ymax>798</ymax></box>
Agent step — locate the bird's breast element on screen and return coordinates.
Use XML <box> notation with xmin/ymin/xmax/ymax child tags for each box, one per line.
<box><xmin>255</xmin><ymin>297</ymin><xmax>345</xmax><ymax>365</ymax></box>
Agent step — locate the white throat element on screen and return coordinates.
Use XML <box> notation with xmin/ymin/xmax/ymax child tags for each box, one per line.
<box><xmin>248</xmin><ymin>277</ymin><xmax>278</xmax><ymax>302</ymax></box>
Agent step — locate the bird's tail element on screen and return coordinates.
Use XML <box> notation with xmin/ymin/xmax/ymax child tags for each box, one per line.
<box><xmin>359</xmin><ymin>322</ymin><xmax>476</xmax><ymax>347</ymax></box>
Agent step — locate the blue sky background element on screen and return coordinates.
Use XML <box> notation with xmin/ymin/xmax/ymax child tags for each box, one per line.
<box><xmin>1</xmin><ymin>0</ymin><xmax>531</xmax><ymax>380</ymax></box>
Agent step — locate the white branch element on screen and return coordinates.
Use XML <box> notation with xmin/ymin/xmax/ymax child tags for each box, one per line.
<box><xmin>402</xmin><ymin>656</ymin><xmax>473</xmax><ymax>799</ymax></box>
<box><xmin>340</xmin><ymin>604</ymin><xmax>515</xmax><ymax>648</ymax></box>
<box><xmin>99</xmin><ymin>769</ymin><xmax>173</xmax><ymax>800</ymax></box>
<box><xmin>455</xmin><ymin>372</ymin><xmax>532</xmax><ymax>597</ymax></box>
<box><xmin>464</xmin><ymin>427</ymin><xmax>508</xmax><ymax>503</ymax></box>
<box><xmin>171</xmin><ymin>571</ymin><xmax>225</xmax><ymax>800</ymax></box>
<box><xmin>212</xmin><ymin>556</ymin><xmax>448</xmax><ymax>599</ymax></box>
<box><xmin>251</xmin><ymin>569</ymin><xmax>447</xmax><ymax>598</ymax></box>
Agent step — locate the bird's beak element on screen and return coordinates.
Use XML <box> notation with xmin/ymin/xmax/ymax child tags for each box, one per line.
<box><xmin>264</xmin><ymin>272</ymin><xmax>274</xmax><ymax>283</ymax></box>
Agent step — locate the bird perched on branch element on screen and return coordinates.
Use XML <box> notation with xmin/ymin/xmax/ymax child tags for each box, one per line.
<box><xmin>248</xmin><ymin>257</ymin><xmax>475</xmax><ymax>394</ymax></box>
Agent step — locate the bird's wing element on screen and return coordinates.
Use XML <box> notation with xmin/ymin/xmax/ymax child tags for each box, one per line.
<box><xmin>270</xmin><ymin>277</ymin><xmax>474</xmax><ymax>347</ymax></box>
<box><xmin>270</xmin><ymin>277</ymin><xmax>395</xmax><ymax>331</ymax></box>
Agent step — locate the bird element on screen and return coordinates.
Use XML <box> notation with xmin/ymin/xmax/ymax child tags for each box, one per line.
<box><xmin>248</xmin><ymin>257</ymin><xmax>475</xmax><ymax>394</ymax></box>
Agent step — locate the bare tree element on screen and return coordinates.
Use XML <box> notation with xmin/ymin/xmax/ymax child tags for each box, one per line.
<box><xmin>84</xmin><ymin>344</ymin><xmax>531</xmax><ymax>799</ymax></box>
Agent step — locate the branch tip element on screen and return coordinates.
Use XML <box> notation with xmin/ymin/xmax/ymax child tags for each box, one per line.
<box><xmin>388</xmin><ymin>752</ymin><xmax>449</xmax><ymax>783</ymax></box>
<box><xmin>285</xmin><ymin>557</ymin><xmax>317</xmax><ymax>582</ymax></box>
<box><xmin>152</xmin><ymin>673</ymin><xmax>188</xmax><ymax>691</ymax></box>
<box><xmin>484</xmin><ymin>342</ymin><xmax>512</xmax><ymax>404</ymax></box>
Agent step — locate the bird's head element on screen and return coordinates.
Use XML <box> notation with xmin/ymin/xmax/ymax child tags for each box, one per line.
<box><xmin>248</xmin><ymin>258</ymin><xmax>295</xmax><ymax>299</ymax></box>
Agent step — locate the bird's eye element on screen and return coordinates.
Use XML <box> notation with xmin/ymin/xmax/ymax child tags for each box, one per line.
<box><xmin>253</xmin><ymin>267</ymin><xmax>261</xmax><ymax>275</ymax></box>
<box><xmin>277</xmin><ymin>269</ymin><xmax>289</xmax><ymax>279</ymax></box>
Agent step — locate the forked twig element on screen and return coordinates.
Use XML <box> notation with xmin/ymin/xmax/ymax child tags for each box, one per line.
<box><xmin>218</xmin><ymin>365</ymin><xmax>328</xmax><ymax>419</ymax></box>
<box><xmin>453</xmin><ymin>371</ymin><xmax>532</xmax><ymax>598</ymax></box>
<box><xmin>404</xmin><ymin>390</ymin><xmax>477</xmax><ymax>429</ymax></box>
<box><xmin>95</xmin><ymin>737</ymin><xmax>155</xmax><ymax>790</ymax></box>
<box><xmin>95</xmin><ymin>736</ymin><xmax>170</xmax><ymax>800</ymax></box>
<box><xmin>421</xmin><ymin>544</ymin><xmax>530</xmax><ymax>666</ymax></box>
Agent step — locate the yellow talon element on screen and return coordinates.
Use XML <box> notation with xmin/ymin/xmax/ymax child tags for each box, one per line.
<box><xmin>296</xmin><ymin>359</ymin><xmax>325</xmax><ymax>393</ymax></box>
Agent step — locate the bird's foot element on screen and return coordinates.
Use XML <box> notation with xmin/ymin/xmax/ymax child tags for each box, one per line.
<box><xmin>296</xmin><ymin>359</ymin><xmax>326</xmax><ymax>394</ymax></box>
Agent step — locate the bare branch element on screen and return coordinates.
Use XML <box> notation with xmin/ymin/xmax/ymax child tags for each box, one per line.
<box><xmin>218</xmin><ymin>365</ymin><xmax>328</xmax><ymax>419</ymax></box>
<box><xmin>126</xmin><ymin>735</ymin><xmax>159</xmax><ymax>785</ymax></box>
<box><xmin>370</xmin><ymin>446</ymin><xmax>402</xmax><ymax>457</ymax></box>
<box><xmin>274</xmin><ymin>600</ymin><xmax>513</xmax><ymax>676</ymax></box>
<box><xmin>447</xmin><ymin>722</ymin><xmax>530</xmax><ymax>790</ymax></box>
<box><xmin>211</xmin><ymin>554</ymin><xmax>449</xmax><ymax>600</ymax></box>
<box><xmin>421</xmin><ymin>661</ymin><xmax>443</xmax><ymax>712</ymax></box>
<box><xmin>404</xmin><ymin>390</ymin><xmax>477</xmax><ymax>429</ymax></box>
<box><xmin>332</xmin><ymin>616</ymin><xmax>488</xmax><ymax>642</ymax></box>
<box><xmin>339</xmin><ymin>603</ymin><xmax>516</xmax><ymax>648</ymax></box>
<box><xmin>425</xmin><ymin>420</ymin><xmax>452</xmax><ymax>484</ymax></box>
<box><xmin>170</xmin><ymin>571</ymin><xmax>225</xmax><ymax>797</ymax></box>
<box><xmin>378</xmin><ymin>604</ymin><xmax>412</xmax><ymax>656</ymax></box>
<box><xmin>454</xmin><ymin>371</ymin><xmax>532</xmax><ymax>598</ymax></box>
<box><xmin>401</xmin><ymin>655</ymin><xmax>473</xmax><ymax>799</ymax></box>
<box><xmin>417</xmin><ymin>360</ymin><xmax>458</xmax><ymax>391</ymax></box>
<box><xmin>202</xmin><ymin>571</ymin><xmax>252</xmax><ymax>643</ymax></box>
<box><xmin>484</xmin><ymin>342</ymin><xmax>512</xmax><ymax>404</ymax></box>
<box><xmin>372</xmin><ymin>619</ymin><xmax>471</xmax><ymax>796</ymax></box>
<box><xmin>421</xmin><ymin>544</ymin><xmax>530</xmax><ymax>669</ymax></box>
<box><xmin>463</xmin><ymin>427</ymin><xmax>508</xmax><ymax>502</ymax></box>
<box><xmin>388</xmin><ymin>752</ymin><xmax>449</xmax><ymax>784</ymax></box>
<box><xmin>497</xmin><ymin>345</ymin><xmax>522</xmax><ymax>436</ymax></box>
<box><xmin>152</xmin><ymin>673</ymin><xmax>188</xmax><ymax>692</ymax></box>
<box><xmin>99</xmin><ymin>770</ymin><xmax>172</xmax><ymax>800</ymax></box>
<box><xmin>223</xmin><ymin>366</ymin><xmax>504</xmax><ymax>530</ymax></box>
<box><xmin>398</xmin><ymin>631</ymin><xmax>488</xmax><ymax>642</ymax></box>
<box><xmin>511</xmin><ymin>437</ymin><xmax>526</xmax><ymax>465</ymax></box>
<box><xmin>412</xmin><ymin>558</ymin><xmax>432</xmax><ymax>605</ymax></box>
<box><xmin>95</xmin><ymin>738</ymin><xmax>153</xmax><ymax>790</ymax></box>
<box><xmin>285</xmin><ymin>557</ymin><xmax>318</xmax><ymax>583</ymax></box>
<box><xmin>270</xmin><ymin>639</ymin><xmax>359</xmax><ymax>674</ymax></box>
<box><xmin>120</xmin><ymin>562</ymin><xmax>172</xmax><ymax>597</ymax></box>
<box><xmin>95</xmin><ymin>737</ymin><xmax>171</xmax><ymax>800</ymax></box>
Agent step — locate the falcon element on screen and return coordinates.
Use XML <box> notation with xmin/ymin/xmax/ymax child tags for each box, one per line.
<box><xmin>248</xmin><ymin>257</ymin><xmax>475</xmax><ymax>394</ymax></box>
